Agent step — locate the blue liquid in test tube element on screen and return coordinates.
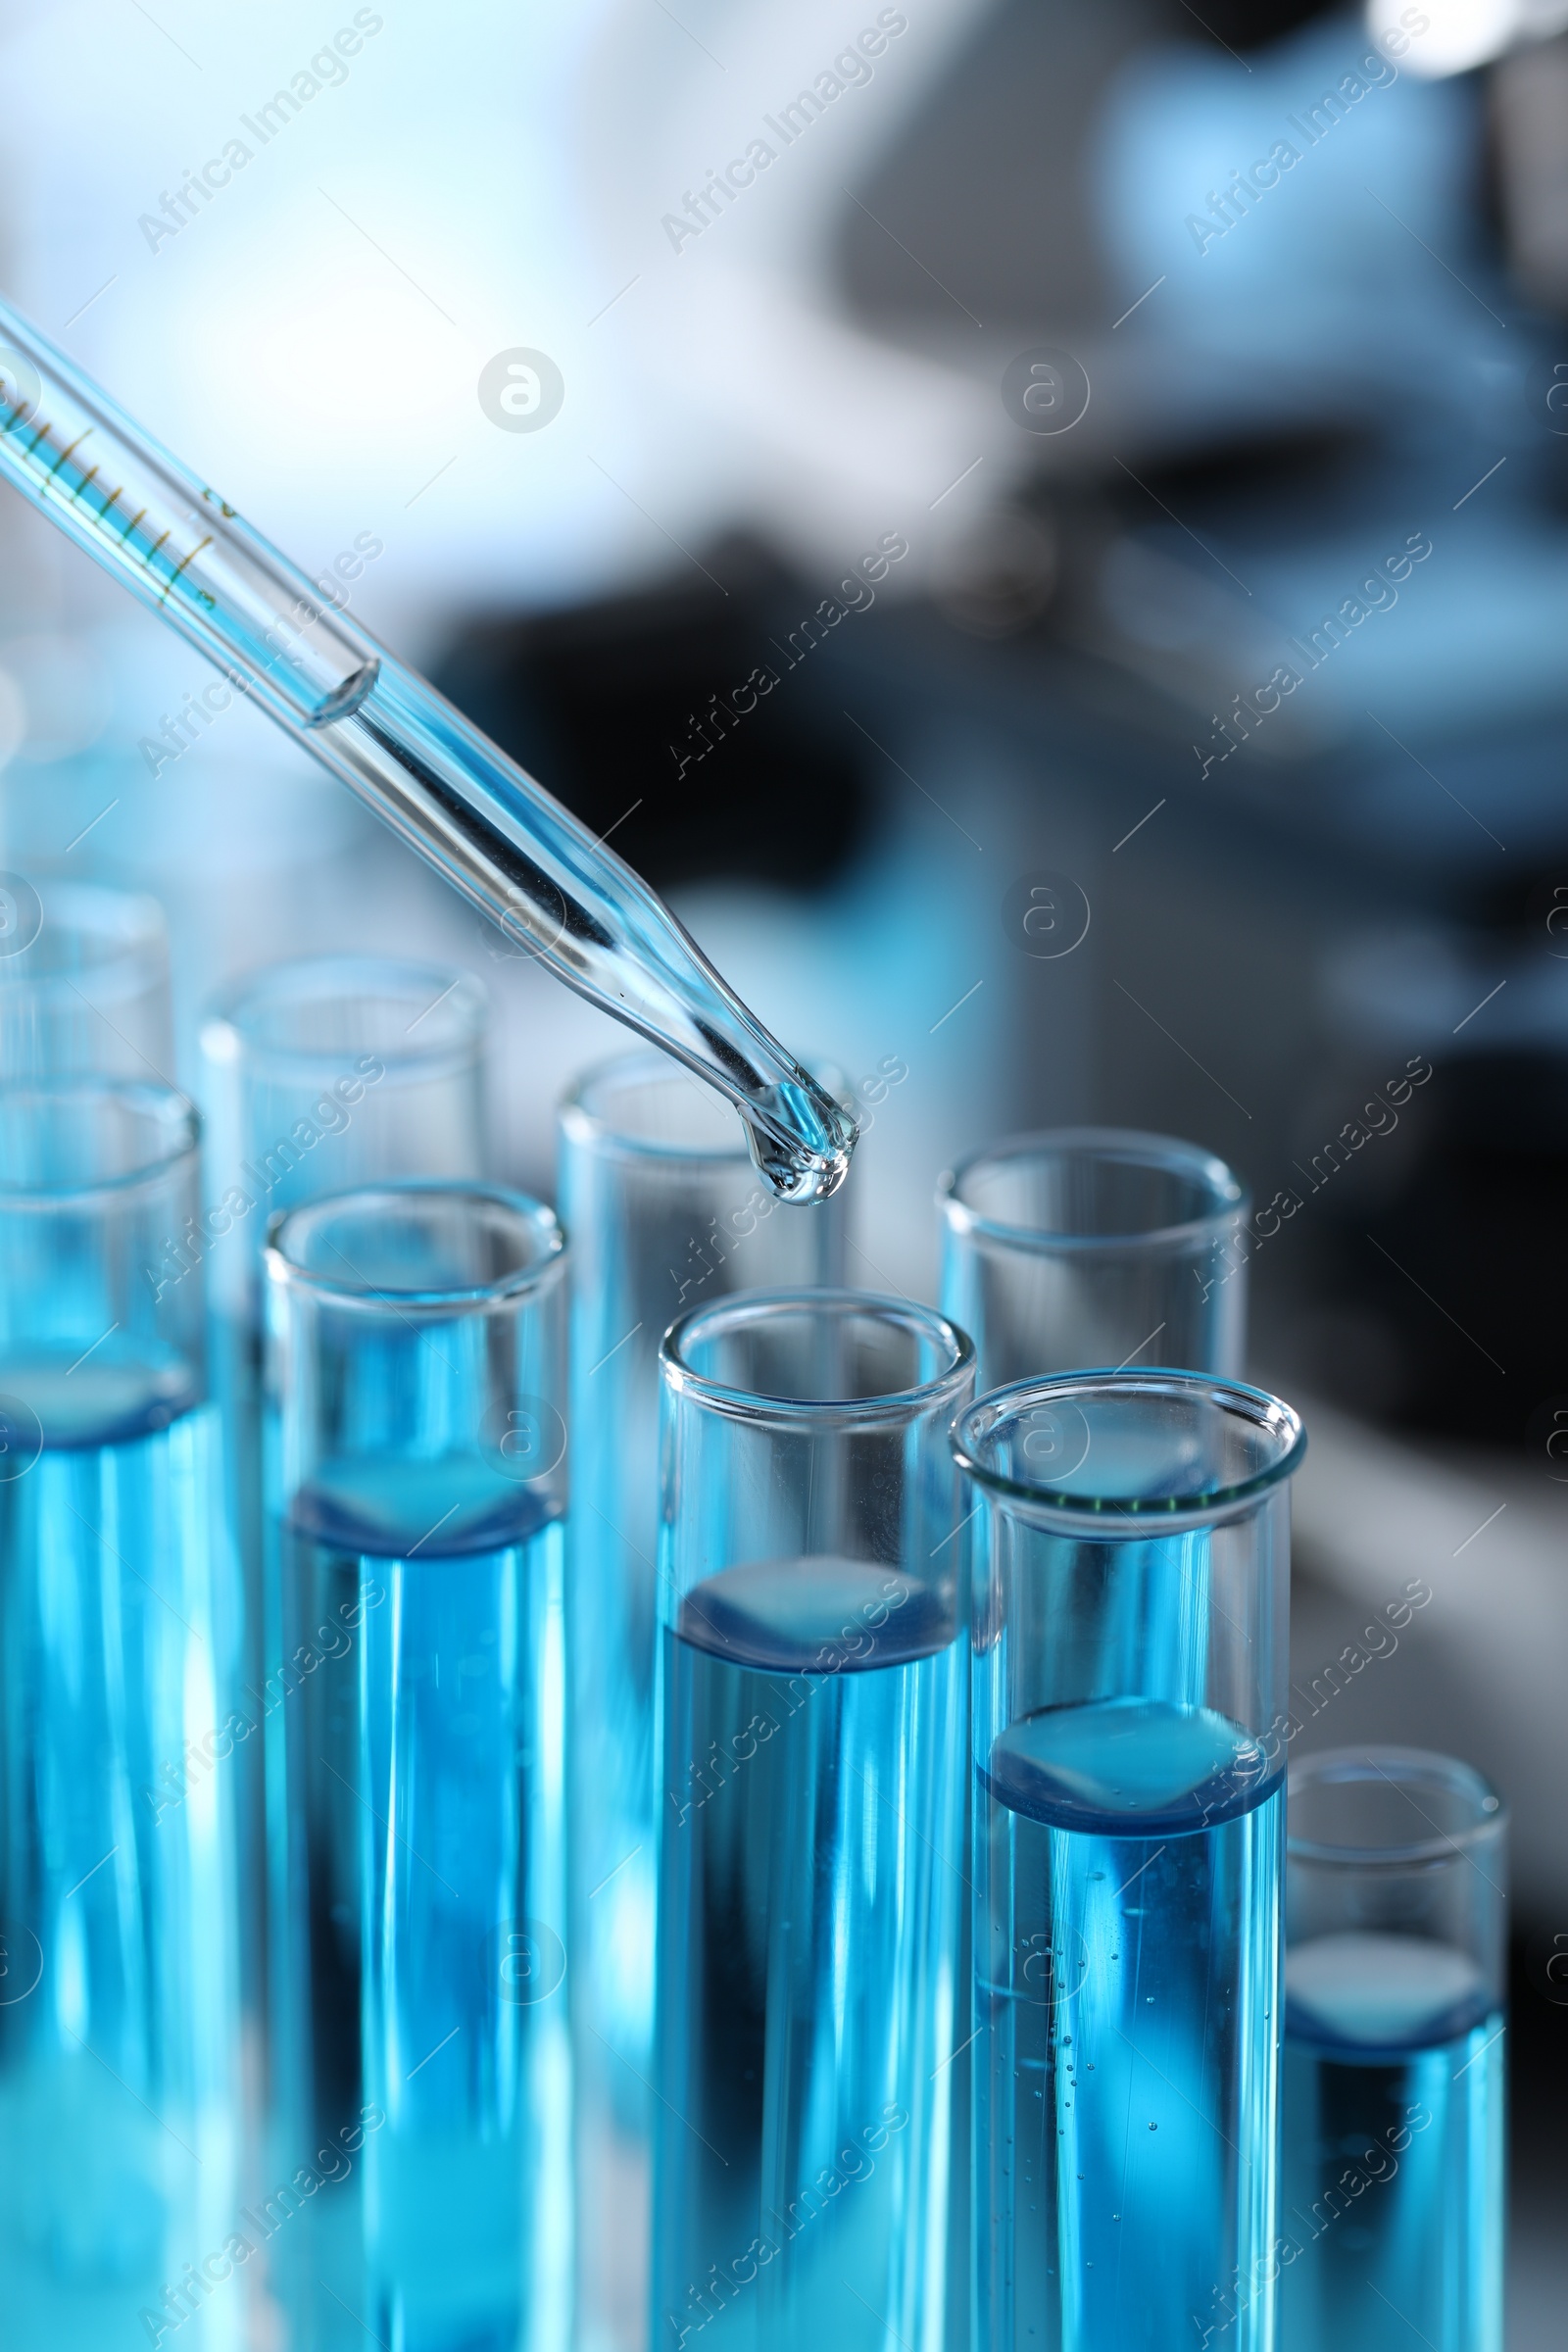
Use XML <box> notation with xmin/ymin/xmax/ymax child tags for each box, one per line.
<box><xmin>557</xmin><ymin>1054</ymin><xmax>845</xmax><ymax>2352</ymax></box>
<box><xmin>199</xmin><ymin>958</ymin><xmax>486</xmax><ymax>2125</ymax></box>
<box><xmin>937</xmin><ymin>1128</ymin><xmax>1250</xmax><ymax>2352</ymax></box>
<box><xmin>1281</xmin><ymin>1748</ymin><xmax>1506</xmax><ymax>2352</ymax></box>
<box><xmin>265</xmin><ymin>1185</ymin><xmax>569</xmax><ymax>2352</ymax></box>
<box><xmin>653</xmin><ymin>1294</ymin><xmax>973</xmax><ymax>2352</ymax></box>
<box><xmin>956</xmin><ymin>1373</ymin><xmax>1305</xmax><ymax>2352</ymax></box>
<box><xmin>0</xmin><ymin>1081</ymin><xmax>242</xmax><ymax>2352</ymax></box>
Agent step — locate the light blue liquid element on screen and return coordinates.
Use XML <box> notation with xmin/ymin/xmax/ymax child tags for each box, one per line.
<box><xmin>977</xmin><ymin>1698</ymin><xmax>1282</xmax><ymax>2352</ymax></box>
<box><xmin>1281</xmin><ymin>1933</ymin><xmax>1504</xmax><ymax>2352</ymax></box>
<box><xmin>563</xmin><ymin>1403</ymin><xmax>658</xmax><ymax>2292</ymax></box>
<box><xmin>209</xmin><ymin>1307</ymin><xmax>270</xmax><ymax>2084</ymax></box>
<box><xmin>269</xmin><ymin>1456</ymin><xmax>569</xmax><ymax>2352</ymax></box>
<box><xmin>653</xmin><ymin>1557</ymin><xmax>962</xmax><ymax>2352</ymax></box>
<box><xmin>0</xmin><ymin>1353</ymin><xmax>242</xmax><ymax>2352</ymax></box>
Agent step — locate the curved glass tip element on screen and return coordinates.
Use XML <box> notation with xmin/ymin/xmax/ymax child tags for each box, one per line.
<box><xmin>737</xmin><ymin>1075</ymin><xmax>858</xmax><ymax>1204</ymax></box>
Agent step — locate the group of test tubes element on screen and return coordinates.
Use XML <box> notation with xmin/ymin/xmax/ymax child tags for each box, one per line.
<box><xmin>0</xmin><ymin>881</ymin><xmax>1505</xmax><ymax>2352</ymax></box>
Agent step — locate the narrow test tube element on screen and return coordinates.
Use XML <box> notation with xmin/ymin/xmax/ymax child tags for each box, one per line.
<box><xmin>0</xmin><ymin>297</ymin><xmax>855</xmax><ymax>1201</ymax></box>
<box><xmin>937</xmin><ymin>1129</ymin><xmax>1250</xmax><ymax>2352</ymax></box>
<box><xmin>557</xmin><ymin>1053</ymin><xmax>846</xmax><ymax>2352</ymax></box>
<box><xmin>198</xmin><ymin>956</ymin><xmax>486</xmax><ymax>2093</ymax></box>
<box><xmin>264</xmin><ymin>1184</ymin><xmax>570</xmax><ymax>2352</ymax></box>
<box><xmin>1281</xmin><ymin>1747</ymin><xmax>1506</xmax><ymax>2352</ymax></box>
<box><xmin>0</xmin><ymin>877</ymin><xmax>172</xmax><ymax>1078</ymax></box>
<box><xmin>200</xmin><ymin>954</ymin><xmax>488</xmax><ymax>1483</ymax></box>
<box><xmin>0</xmin><ymin>1080</ymin><xmax>241</xmax><ymax>2352</ymax></box>
<box><xmin>954</xmin><ymin>1371</ymin><xmax>1305</xmax><ymax>2352</ymax></box>
<box><xmin>939</xmin><ymin>1129</ymin><xmax>1250</xmax><ymax>1386</ymax></box>
<box><xmin>654</xmin><ymin>1291</ymin><xmax>973</xmax><ymax>2352</ymax></box>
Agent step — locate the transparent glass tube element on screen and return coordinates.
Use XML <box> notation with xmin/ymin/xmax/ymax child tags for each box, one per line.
<box><xmin>0</xmin><ymin>294</ymin><xmax>856</xmax><ymax>1202</ymax></box>
<box><xmin>1281</xmin><ymin>1747</ymin><xmax>1506</xmax><ymax>2352</ymax></box>
<box><xmin>263</xmin><ymin>1183</ymin><xmax>569</xmax><ymax>2352</ymax></box>
<box><xmin>198</xmin><ymin>956</ymin><xmax>486</xmax><ymax>2092</ymax></box>
<box><xmin>0</xmin><ymin>879</ymin><xmax>172</xmax><ymax>1080</ymax></box>
<box><xmin>653</xmin><ymin>1290</ymin><xmax>973</xmax><ymax>2352</ymax></box>
<box><xmin>937</xmin><ymin>1130</ymin><xmax>1250</xmax><ymax>2352</ymax></box>
<box><xmin>939</xmin><ymin>1129</ymin><xmax>1250</xmax><ymax>1388</ymax></box>
<box><xmin>954</xmin><ymin>1371</ymin><xmax>1305</xmax><ymax>2352</ymax></box>
<box><xmin>0</xmin><ymin>1080</ymin><xmax>241</xmax><ymax>2352</ymax></box>
<box><xmin>200</xmin><ymin>957</ymin><xmax>489</xmax><ymax>1320</ymax></box>
<box><xmin>557</xmin><ymin>1053</ymin><xmax>846</xmax><ymax>2352</ymax></box>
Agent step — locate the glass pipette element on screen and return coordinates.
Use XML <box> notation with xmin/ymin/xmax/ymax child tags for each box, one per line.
<box><xmin>0</xmin><ymin>295</ymin><xmax>855</xmax><ymax>1203</ymax></box>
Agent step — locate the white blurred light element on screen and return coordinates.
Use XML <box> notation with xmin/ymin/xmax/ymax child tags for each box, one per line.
<box><xmin>1368</xmin><ymin>0</ymin><xmax>1568</xmax><ymax>77</ymax></box>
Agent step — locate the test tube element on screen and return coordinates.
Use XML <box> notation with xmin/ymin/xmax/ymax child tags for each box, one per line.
<box><xmin>0</xmin><ymin>878</ymin><xmax>173</xmax><ymax>1079</ymax></box>
<box><xmin>939</xmin><ymin>1128</ymin><xmax>1250</xmax><ymax>1386</ymax></box>
<box><xmin>263</xmin><ymin>1182</ymin><xmax>570</xmax><ymax>2352</ymax></box>
<box><xmin>936</xmin><ymin>1128</ymin><xmax>1250</xmax><ymax>2351</ymax></box>
<box><xmin>198</xmin><ymin>956</ymin><xmax>486</xmax><ymax>2085</ymax></box>
<box><xmin>653</xmin><ymin>1290</ymin><xmax>972</xmax><ymax>2352</ymax></box>
<box><xmin>0</xmin><ymin>1079</ymin><xmax>241</xmax><ymax>2350</ymax></box>
<box><xmin>557</xmin><ymin>1052</ymin><xmax>845</xmax><ymax>2352</ymax></box>
<box><xmin>954</xmin><ymin>1370</ymin><xmax>1305</xmax><ymax>2352</ymax></box>
<box><xmin>1281</xmin><ymin>1747</ymin><xmax>1506</xmax><ymax>2352</ymax></box>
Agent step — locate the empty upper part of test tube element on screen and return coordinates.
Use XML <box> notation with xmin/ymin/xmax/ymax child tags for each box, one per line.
<box><xmin>0</xmin><ymin>294</ymin><xmax>855</xmax><ymax>1202</ymax></box>
<box><xmin>0</xmin><ymin>879</ymin><xmax>172</xmax><ymax>1080</ymax></box>
<box><xmin>940</xmin><ymin>1127</ymin><xmax>1250</xmax><ymax>1387</ymax></box>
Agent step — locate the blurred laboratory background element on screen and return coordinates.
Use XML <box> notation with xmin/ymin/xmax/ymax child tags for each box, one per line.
<box><xmin>0</xmin><ymin>0</ymin><xmax>1565</xmax><ymax>2334</ymax></box>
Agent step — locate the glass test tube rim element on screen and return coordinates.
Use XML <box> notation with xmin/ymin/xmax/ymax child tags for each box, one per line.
<box><xmin>561</xmin><ymin>1047</ymin><xmax>759</xmax><ymax>1168</ymax></box>
<box><xmin>953</xmin><ymin>1367</ymin><xmax>1306</xmax><ymax>1533</ymax></box>
<box><xmin>0</xmin><ymin>877</ymin><xmax>170</xmax><ymax>1001</ymax></box>
<box><xmin>661</xmin><ymin>1284</ymin><xmax>975</xmax><ymax>1429</ymax></box>
<box><xmin>201</xmin><ymin>954</ymin><xmax>489</xmax><ymax>1083</ymax></box>
<box><xmin>939</xmin><ymin>1125</ymin><xmax>1250</xmax><ymax>1257</ymax></box>
<box><xmin>1287</xmin><ymin>1743</ymin><xmax>1508</xmax><ymax>1874</ymax></box>
<box><xmin>0</xmin><ymin>1074</ymin><xmax>199</xmax><ymax>1204</ymax></box>
<box><xmin>265</xmin><ymin>1179</ymin><xmax>564</xmax><ymax>1317</ymax></box>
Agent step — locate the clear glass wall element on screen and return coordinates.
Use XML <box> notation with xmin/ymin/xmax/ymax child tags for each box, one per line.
<box><xmin>0</xmin><ymin>1080</ymin><xmax>241</xmax><ymax>2351</ymax></box>
<box><xmin>264</xmin><ymin>1183</ymin><xmax>569</xmax><ymax>2352</ymax></box>
<box><xmin>956</xmin><ymin>1370</ymin><xmax>1304</xmax><ymax>2352</ymax></box>
<box><xmin>653</xmin><ymin>1290</ymin><xmax>972</xmax><ymax>2352</ymax></box>
<box><xmin>558</xmin><ymin>1054</ymin><xmax>844</xmax><ymax>2352</ymax></box>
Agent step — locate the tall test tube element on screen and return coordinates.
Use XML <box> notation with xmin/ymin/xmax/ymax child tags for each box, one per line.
<box><xmin>653</xmin><ymin>1291</ymin><xmax>972</xmax><ymax>2352</ymax></box>
<box><xmin>0</xmin><ymin>880</ymin><xmax>172</xmax><ymax>1079</ymax></box>
<box><xmin>1281</xmin><ymin>1747</ymin><xmax>1506</xmax><ymax>2352</ymax></box>
<box><xmin>954</xmin><ymin>1371</ymin><xmax>1305</xmax><ymax>2352</ymax></box>
<box><xmin>939</xmin><ymin>1130</ymin><xmax>1249</xmax><ymax>1386</ymax></box>
<box><xmin>557</xmin><ymin>1054</ymin><xmax>845</xmax><ymax>2352</ymax></box>
<box><xmin>198</xmin><ymin>956</ymin><xmax>486</xmax><ymax>2083</ymax></box>
<box><xmin>0</xmin><ymin>1080</ymin><xmax>241</xmax><ymax>2352</ymax></box>
<box><xmin>937</xmin><ymin>1127</ymin><xmax>1250</xmax><ymax>2350</ymax></box>
<box><xmin>264</xmin><ymin>1183</ymin><xmax>570</xmax><ymax>2352</ymax></box>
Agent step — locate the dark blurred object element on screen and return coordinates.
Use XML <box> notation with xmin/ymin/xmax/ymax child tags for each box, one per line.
<box><xmin>1292</xmin><ymin>1044</ymin><xmax>1568</xmax><ymax>1446</ymax></box>
<box><xmin>1494</xmin><ymin>33</ymin><xmax>1568</xmax><ymax>315</ymax></box>
<box><xmin>838</xmin><ymin>0</ymin><xmax>1347</xmax><ymax>336</ymax></box>
<box><xmin>1189</xmin><ymin>0</ymin><xmax>1346</xmax><ymax>43</ymax></box>
<box><xmin>1511</xmin><ymin>1930</ymin><xmax>1568</xmax><ymax>2283</ymax></box>
<box><xmin>838</xmin><ymin>0</ymin><xmax>1149</xmax><ymax>332</ymax></box>
<box><xmin>932</xmin><ymin>505</ymin><xmax>1060</xmax><ymax>639</ymax></box>
<box><xmin>431</xmin><ymin>541</ymin><xmax>872</xmax><ymax>895</ymax></box>
<box><xmin>1278</xmin><ymin>860</ymin><xmax>1568</xmax><ymax>1450</ymax></box>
